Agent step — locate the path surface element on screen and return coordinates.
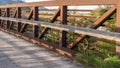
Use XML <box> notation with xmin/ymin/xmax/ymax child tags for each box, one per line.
<box><xmin>0</xmin><ymin>31</ymin><xmax>83</xmax><ymax>68</ymax></box>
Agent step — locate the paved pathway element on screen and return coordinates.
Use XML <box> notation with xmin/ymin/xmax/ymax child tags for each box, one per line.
<box><xmin>0</xmin><ymin>31</ymin><xmax>83</xmax><ymax>68</ymax></box>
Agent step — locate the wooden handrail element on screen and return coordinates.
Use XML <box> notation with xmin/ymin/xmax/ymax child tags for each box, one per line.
<box><xmin>0</xmin><ymin>0</ymin><xmax>119</xmax><ymax>57</ymax></box>
<box><xmin>0</xmin><ymin>17</ymin><xmax>120</xmax><ymax>42</ymax></box>
<box><xmin>0</xmin><ymin>0</ymin><xmax>118</xmax><ymax>8</ymax></box>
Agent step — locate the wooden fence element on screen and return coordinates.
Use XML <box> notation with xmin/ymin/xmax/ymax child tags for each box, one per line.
<box><xmin>0</xmin><ymin>0</ymin><xmax>120</xmax><ymax>58</ymax></box>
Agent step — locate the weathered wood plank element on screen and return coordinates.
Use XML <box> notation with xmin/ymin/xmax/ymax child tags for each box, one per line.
<box><xmin>0</xmin><ymin>9</ymin><xmax>1</xmax><ymax>26</ymax></box>
<box><xmin>60</xmin><ymin>6</ymin><xmax>67</xmax><ymax>47</ymax></box>
<box><xmin>33</xmin><ymin>7</ymin><xmax>39</xmax><ymax>38</ymax></box>
<box><xmin>0</xmin><ymin>17</ymin><xmax>120</xmax><ymax>43</ymax></box>
<box><xmin>0</xmin><ymin>31</ymin><xmax>81</xmax><ymax>67</ymax></box>
<box><xmin>17</xmin><ymin>7</ymin><xmax>21</xmax><ymax>32</ymax></box>
<box><xmin>116</xmin><ymin>2</ymin><xmax>120</xmax><ymax>55</ymax></box>
<box><xmin>0</xmin><ymin>0</ymin><xmax>117</xmax><ymax>8</ymax></box>
<box><xmin>6</xmin><ymin>8</ymin><xmax>10</xmax><ymax>28</ymax></box>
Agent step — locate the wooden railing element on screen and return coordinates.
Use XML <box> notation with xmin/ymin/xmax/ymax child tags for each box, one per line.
<box><xmin>0</xmin><ymin>0</ymin><xmax>120</xmax><ymax>57</ymax></box>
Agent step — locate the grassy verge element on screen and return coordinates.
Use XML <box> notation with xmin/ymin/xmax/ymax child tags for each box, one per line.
<box><xmin>75</xmin><ymin>41</ymin><xmax>120</xmax><ymax>68</ymax></box>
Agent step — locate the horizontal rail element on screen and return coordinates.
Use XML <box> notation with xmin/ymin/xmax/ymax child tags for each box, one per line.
<box><xmin>0</xmin><ymin>0</ymin><xmax>118</xmax><ymax>8</ymax></box>
<box><xmin>68</xmin><ymin>10</ymin><xmax>93</xmax><ymax>12</ymax></box>
<box><xmin>0</xmin><ymin>17</ymin><xmax>120</xmax><ymax>42</ymax></box>
<box><xmin>39</xmin><ymin>14</ymin><xmax>95</xmax><ymax>18</ymax></box>
<box><xmin>39</xmin><ymin>9</ymin><xmax>93</xmax><ymax>12</ymax></box>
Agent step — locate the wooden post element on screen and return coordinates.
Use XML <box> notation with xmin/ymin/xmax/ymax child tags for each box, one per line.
<box><xmin>33</xmin><ymin>7</ymin><xmax>39</xmax><ymax>38</ymax></box>
<box><xmin>59</xmin><ymin>6</ymin><xmax>67</xmax><ymax>47</ymax></box>
<box><xmin>0</xmin><ymin>8</ymin><xmax>2</xmax><ymax>16</ymax></box>
<box><xmin>0</xmin><ymin>9</ymin><xmax>1</xmax><ymax>25</ymax></box>
<box><xmin>6</xmin><ymin>8</ymin><xmax>10</xmax><ymax>28</ymax></box>
<box><xmin>116</xmin><ymin>3</ymin><xmax>120</xmax><ymax>56</ymax></box>
<box><xmin>17</xmin><ymin>7</ymin><xmax>21</xmax><ymax>32</ymax></box>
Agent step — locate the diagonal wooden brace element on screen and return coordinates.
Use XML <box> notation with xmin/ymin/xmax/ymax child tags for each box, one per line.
<box><xmin>19</xmin><ymin>7</ymin><xmax>34</xmax><ymax>33</ymax></box>
<box><xmin>9</xmin><ymin>8</ymin><xmax>18</xmax><ymax>29</ymax></box>
<box><xmin>0</xmin><ymin>10</ymin><xmax>7</xmax><ymax>26</ymax></box>
<box><xmin>38</xmin><ymin>7</ymin><xmax>60</xmax><ymax>39</ymax></box>
<box><xmin>68</xmin><ymin>6</ymin><xmax>116</xmax><ymax>49</ymax></box>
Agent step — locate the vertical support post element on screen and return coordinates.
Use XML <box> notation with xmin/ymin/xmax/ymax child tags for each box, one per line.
<box><xmin>0</xmin><ymin>8</ymin><xmax>1</xmax><ymax>25</ymax></box>
<box><xmin>17</xmin><ymin>7</ymin><xmax>21</xmax><ymax>32</ymax></box>
<box><xmin>0</xmin><ymin>9</ymin><xmax>1</xmax><ymax>16</ymax></box>
<box><xmin>33</xmin><ymin>7</ymin><xmax>39</xmax><ymax>38</ymax></box>
<box><xmin>6</xmin><ymin>8</ymin><xmax>10</xmax><ymax>28</ymax></box>
<box><xmin>59</xmin><ymin>6</ymin><xmax>67</xmax><ymax>47</ymax></box>
<box><xmin>116</xmin><ymin>3</ymin><xmax>120</xmax><ymax>56</ymax></box>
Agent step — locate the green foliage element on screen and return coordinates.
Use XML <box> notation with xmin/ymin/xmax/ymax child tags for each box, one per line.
<box><xmin>87</xmin><ymin>18</ymin><xmax>96</xmax><ymax>23</ymax></box>
<box><xmin>75</xmin><ymin>39</ymin><xmax>120</xmax><ymax>68</ymax></box>
<box><xmin>91</xmin><ymin>7</ymin><xmax>110</xmax><ymax>18</ymax></box>
<box><xmin>75</xmin><ymin>52</ymin><xmax>120</xmax><ymax>68</ymax></box>
<box><xmin>107</xmin><ymin>19</ymin><xmax>115</xmax><ymax>25</ymax></box>
<box><xmin>96</xmin><ymin>41</ymin><xmax>115</xmax><ymax>48</ymax></box>
<box><xmin>100</xmin><ymin>56</ymin><xmax>120</xmax><ymax>68</ymax></box>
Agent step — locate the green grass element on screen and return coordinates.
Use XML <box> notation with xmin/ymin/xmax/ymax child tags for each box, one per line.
<box><xmin>96</xmin><ymin>41</ymin><xmax>115</xmax><ymax>48</ymax></box>
<box><xmin>75</xmin><ymin>40</ymin><xmax>120</xmax><ymax>68</ymax></box>
<box><xmin>74</xmin><ymin>7</ymin><xmax>120</xmax><ymax>68</ymax></box>
<box><xmin>75</xmin><ymin>52</ymin><xmax>120</xmax><ymax>68</ymax></box>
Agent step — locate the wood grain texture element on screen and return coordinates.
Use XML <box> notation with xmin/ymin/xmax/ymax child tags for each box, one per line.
<box><xmin>0</xmin><ymin>17</ymin><xmax>120</xmax><ymax>43</ymax></box>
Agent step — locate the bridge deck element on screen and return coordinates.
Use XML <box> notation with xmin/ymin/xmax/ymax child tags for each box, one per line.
<box><xmin>0</xmin><ymin>31</ymin><xmax>82</xmax><ymax>68</ymax></box>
